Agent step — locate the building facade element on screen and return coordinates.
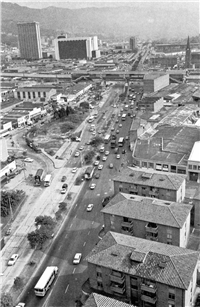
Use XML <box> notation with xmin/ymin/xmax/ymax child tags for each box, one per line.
<box><xmin>143</xmin><ymin>73</ymin><xmax>169</xmax><ymax>93</ymax></box>
<box><xmin>14</xmin><ymin>87</ymin><xmax>56</xmax><ymax>101</ymax></box>
<box><xmin>86</xmin><ymin>232</ymin><xmax>199</xmax><ymax>307</ymax></box>
<box><xmin>17</xmin><ymin>22</ymin><xmax>42</xmax><ymax>60</ymax></box>
<box><xmin>138</xmin><ymin>96</ymin><xmax>164</xmax><ymax>112</ymax></box>
<box><xmin>101</xmin><ymin>193</ymin><xmax>191</xmax><ymax>248</ymax></box>
<box><xmin>113</xmin><ymin>168</ymin><xmax>186</xmax><ymax>203</ymax></box>
<box><xmin>130</xmin><ymin>37</ymin><xmax>137</xmax><ymax>51</ymax></box>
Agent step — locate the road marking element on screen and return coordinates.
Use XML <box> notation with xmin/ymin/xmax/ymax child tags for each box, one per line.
<box><xmin>70</xmin><ymin>223</ymin><xmax>73</xmax><ymax>228</ymax></box>
<box><xmin>104</xmin><ymin>192</ymin><xmax>107</xmax><ymax>194</ymax></box>
<box><xmin>92</xmin><ymin>221</ymin><xmax>94</xmax><ymax>225</ymax></box>
<box><xmin>97</xmin><ymin>193</ymin><xmax>100</xmax><ymax>196</ymax></box>
<box><xmin>75</xmin><ymin>214</ymin><xmax>77</xmax><ymax>218</ymax></box>
<box><xmin>83</xmin><ymin>241</ymin><xmax>86</xmax><ymax>246</ymax></box>
<box><xmin>58</xmin><ymin>246</ymin><xmax>62</xmax><ymax>251</ymax></box>
<box><xmin>65</xmin><ymin>284</ymin><xmax>69</xmax><ymax>293</ymax></box>
<box><xmin>73</xmin><ymin>268</ymin><xmax>76</xmax><ymax>274</ymax></box>
<box><xmin>88</xmin><ymin>230</ymin><xmax>90</xmax><ymax>235</ymax></box>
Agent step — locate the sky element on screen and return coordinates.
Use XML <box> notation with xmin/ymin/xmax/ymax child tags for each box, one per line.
<box><xmin>2</xmin><ymin>0</ymin><xmax>199</xmax><ymax>9</ymax></box>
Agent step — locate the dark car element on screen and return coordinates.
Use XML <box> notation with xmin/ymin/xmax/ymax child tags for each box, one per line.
<box><xmin>195</xmin><ymin>294</ymin><xmax>200</xmax><ymax>307</ymax></box>
<box><xmin>122</xmin><ymin>149</ymin><xmax>126</xmax><ymax>154</ymax></box>
<box><xmin>94</xmin><ymin>172</ymin><xmax>100</xmax><ymax>179</ymax></box>
<box><xmin>62</xmin><ymin>183</ymin><xmax>68</xmax><ymax>189</ymax></box>
<box><xmin>102</xmin><ymin>196</ymin><xmax>111</xmax><ymax>207</ymax></box>
<box><xmin>61</xmin><ymin>176</ymin><xmax>66</xmax><ymax>182</ymax></box>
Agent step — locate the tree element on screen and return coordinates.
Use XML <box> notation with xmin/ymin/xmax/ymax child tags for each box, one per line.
<box><xmin>80</xmin><ymin>101</ymin><xmax>89</xmax><ymax>109</ymax></box>
<box><xmin>0</xmin><ymin>292</ymin><xmax>13</xmax><ymax>307</ymax></box>
<box><xmin>84</xmin><ymin>150</ymin><xmax>96</xmax><ymax>164</ymax></box>
<box><xmin>14</xmin><ymin>277</ymin><xmax>23</xmax><ymax>290</ymax></box>
<box><xmin>35</xmin><ymin>215</ymin><xmax>55</xmax><ymax>229</ymax></box>
<box><xmin>27</xmin><ymin>231</ymin><xmax>39</xmax><ymax>249</ymax></box>
<box><xmin>60</xmin><ymin>122</ymin><xmax>76</xmax><ymax>133</ymax></box>
<box><xmin>1</xmin><ymin>190</ymin><xmax>25</xmax><ymax>217</ymax></box>
<box><xmin>90</xmin><ymin>136</ymin><xmax>104</xmax><ymax>147</ymax></box>
<box><xmin>58</xmin><ymin>202</ymin><xmax>67</xmax><ymax>211</ymax></box>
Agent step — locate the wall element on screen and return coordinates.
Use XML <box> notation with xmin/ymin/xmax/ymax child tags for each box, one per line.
<box><xmin>154</xmin><ymin>74</ymin><xmax>169</xmax><ymax>92</ymax></box>
<box><xmin>0</xmin><ymin>160</ymin><xmax>16</xmax><ymax>178</ymax></box>
<box><xmin>180</xmin><ymin>213</ymin><xmax>191</xmax><ymax>248</ymax></box>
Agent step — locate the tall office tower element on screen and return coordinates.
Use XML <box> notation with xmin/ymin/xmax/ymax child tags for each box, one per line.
<box><xmin>17</xmin><ymin>22</ymin><xmax>42</xmax><ymax>60</ymax></box>
<box><xmin>130</xmin><ymin>36</ymin><xmax>136</xmax><ymax>51</ymax></box>
<box><xmin>185</xmin><ymin>36</ymin><xmax>191</xmax><ymax>69</ymax></box>
<box><xmin>54</xmin><ymin>35</ymin><xmax>100</xmax><ymax>60</ymax></box>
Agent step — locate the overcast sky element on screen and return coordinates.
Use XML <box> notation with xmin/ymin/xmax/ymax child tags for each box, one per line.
<box><xmin>2</xmin><ymin>0</ymin><xmax>199</xmax><ymax>8</ymax></box>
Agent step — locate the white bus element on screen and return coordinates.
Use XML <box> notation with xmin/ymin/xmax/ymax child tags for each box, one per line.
<box><xmin>34</xmin><ymin>266</ymin><xmax>58</xmax><ymax>297</ymax></box>
<box><xmin>118</xmin><ymin>137</ymin><xmax>125</xmax><ymax>147</ymax></box>
<box><xmin>104</xmin><ymin>134</ymin><xmax>111</xmax><ymax>144</ymax></box>
<box><xmin>44</xmin><ymin>174</ymin><xmax>52</xmax><ymax>187</ymax></box>
<box><xmin>121</xmin><ymin>114</ymin><xmax>127</xmax><ymax>121</ymax></box>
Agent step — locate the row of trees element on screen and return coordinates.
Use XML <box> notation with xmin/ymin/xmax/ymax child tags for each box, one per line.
<box><xmin>1</xmin><ymin>190</ymin><xmax>25</xmax><ymax>217</ymax></box>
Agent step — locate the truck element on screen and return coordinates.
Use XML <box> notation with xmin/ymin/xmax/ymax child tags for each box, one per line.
<box><xmin>34</xmin><ymin>169</ymin><xmax>44</xmax><ymax>186</ymax></box>
<box><xmin>84</xmin><ymin>166</ymin><xmax>95</xmax><ymax>180</ymax></box>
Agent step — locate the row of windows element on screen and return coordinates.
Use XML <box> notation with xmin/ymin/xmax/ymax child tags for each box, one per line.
<box><xmin>17</xmin><ymin>91</ymin><xmax>47</xmax><ymax>98</ymax></box>
<box><xmin>188</xmin><ymin>164</ymin><xmax>200</xmax><ymax>171</ymax></box>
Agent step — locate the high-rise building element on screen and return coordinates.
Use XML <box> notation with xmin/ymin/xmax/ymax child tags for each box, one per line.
<box><xmin>185</xmin><ymin>36</ymin><xmax>191</xmax><ymax>69</ymax></box>
<box><xmin>17</xmin><ymin>22</ymin><xmax>42</xmax><ymax>60</ymax></box>
<box><xmin>130</xmin><ymin>36</ymin><xmax>136</xmax><ymax>51</ymax></box>
<box><xmin>54</xmin><ymin>35</ymin><xmax>100</xmax><ymax>60</ymax></box>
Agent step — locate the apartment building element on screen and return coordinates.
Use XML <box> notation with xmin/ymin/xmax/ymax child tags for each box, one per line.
<box><xmin>86</xmin><ymin>232</ymin><xmax>199</xmax><ymax>307</ymax></box>
<box><xmin>113</xmin><ymin>168</ymin><xmax>186</xmax><ymax>202</ymax></box>
<box><xmin>101</xmin><ymin>193</ymin><xmax>191</xmax><ymax>247</ymax></box>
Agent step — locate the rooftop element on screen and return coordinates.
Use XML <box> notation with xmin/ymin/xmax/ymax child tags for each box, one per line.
<box><xmin>113</xmin><ymin>167</ymin><xmax>186</xmax><ymax>190</ymax></box>
<box><xmin>86</xmin><ymin>232</ymin><xmax>199</xmax><ymax>290</ymax></box>
<box><xmin>134</xmin><ymin>126</ymin><xmax>200</xmax><ymax>165</ymax></box>
<box><xmin>102</xmin><ymin>193</ymin><xmax>191</xmax><ymax>228</ymax></box>
<box><xmin>144</xmin><ymin>72</ymin><xmax>168</xmax><ymax>80</ymax></box>
<box><xmin>84</xmin><ymin>293</ymin><xmax>136</xmax><ymax>307</ymax></box>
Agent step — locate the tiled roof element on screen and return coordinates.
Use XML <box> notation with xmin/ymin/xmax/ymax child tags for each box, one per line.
<box><xmin>84</xmin><ymin>293</ymin><xmax>136</xmax><ymax>307</ymax></box>
<box><xmin>112</xmin><ymin>167</ymin><xmax>186</xmax><ymax>190</ymax></box>
<box><xmin>101</xmin><ymin>194</ymin><xmax>191</xmax><ymax>228</ymax></box>
<box><xmin>86</xmin><ymin>232</ymin><xmax>199</xmax><ymax>290</ymax></box>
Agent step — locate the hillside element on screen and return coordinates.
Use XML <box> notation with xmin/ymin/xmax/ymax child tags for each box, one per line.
<box><xmin>1</xmin><ymin>2</ymin><xmax>199</xmax><ymax>39</ymax></box>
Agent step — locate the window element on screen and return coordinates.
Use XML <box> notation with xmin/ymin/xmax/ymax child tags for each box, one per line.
<box><xmin>38</xmin><ymin>92</ymin><xmax>41</xmax><ymax>97</ymax></box>
<box><xmin>97</xmin><ymin>272</ymin><xmax>102</xmax><ymax>277</ymax></box>
<box><xmin>28</xmin><ymin>92</ymin><xmax>31</xmax><ymax>99</ymax></box>
<box><xmin>168</xmin><ymin>287</ymin><xmax>175</xmax><ymax>301</ymax></box>
<box><xmin>33</xmin><ymin>92</ymin><xmax>36</xmax><ymax>98</ymax></box>
<box><xmin>17</xmin><ymin>92</ymin><xmax>20</xmax><ymax>99</ymax></box>
<box><xmin>188</xmin><ymin>165</ymin><xmax>192</xmax><ymax>169</ymax></box>
<box><xmin>23</xmin><ymin>92</ymin><xmax>26</xmax><ymax>98</ymax></box>
<box><xmin>43</xmin><ymin>92</ymin><xmax>46</xmax><ymax>97</ymax></box>
<box><xmin>193</xmin><ymin>165</ymin><xmax>197</xmax><ymax>170</ymax></box>
<box><xmin>97</xmin><ymin>281</ymin><xmax>103</xmax><ymax>288</ymax></box>
<box><xmin>198</xmin><ymin>166</ymin><xmax>200</xmax><ymax>170</ymax></box>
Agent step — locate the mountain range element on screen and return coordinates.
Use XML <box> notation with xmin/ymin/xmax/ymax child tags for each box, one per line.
<box><xmin>1</xmin><ymin>2</ymin><xmax>199</xmax><ymax>40</ymax></box>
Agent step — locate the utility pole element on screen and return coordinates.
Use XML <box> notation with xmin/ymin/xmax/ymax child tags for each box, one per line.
<box><xmin>8</xmin><ymin>193</ymin><xmax>13</xmax><ymax>221</ymax></box>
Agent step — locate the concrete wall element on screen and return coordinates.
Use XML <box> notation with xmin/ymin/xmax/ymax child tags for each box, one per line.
<box><xmin>181</xmin><ymin>213</ymin><xmax>191</xmax><ymax>248</ymax></box>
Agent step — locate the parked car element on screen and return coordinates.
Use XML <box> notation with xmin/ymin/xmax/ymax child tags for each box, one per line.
<box><xmin>98</xmin><ymin>164</ymin><xmax>103</xmax><ymax>170</ymax></box>
<box><xmin>102</xmin><ymin>156</ymin><xmax>107</xmax><ymax>161</ymax></box>
<box><xmin>109</xmin><ymin>163</ymin><xmax>114</xmax><ymax>169</ymax></box>
<box><xmin>74</xmin><ymin>151</ymin><xmax>80</xmax><ymax>157</ymax></box>
<box><xmin>94</xmin><ymin>160</ymin><xmax>100</xmax><ymax>166</ymax></box>
<box><xmin>73</xmin><ymin>253</ymin><xmax>82</xmax><ymax>264</ymax></box>
<box><xmin>94</xmin><ymin>172</ymin><xmax>100</xmax><ymax>179</ymax></box>
<box><xmin>105</xmin><ymin>151</ymin><xmax>110</xmax><ymax>156</ymax></box>
<box><xmin>24</xmin><ymin>158</ymin><xmax>33</xmax><ymax>163</ymax></box>
<box><xmin>16</xmin><ymin>303</ymin><xmax>25</xmax><ymax>307</ymax></box>
<box><xmin>116</xmin><ymin>154</ymin><xmax>121</xmax><ymax>159</ymax></box>
<box><xmin>8</xmin><ymin>254</ymin><xmax>19</xmax><ymax>266</ymax></box>
<box><xmin>61</xmin><ymin>183</ymin><xmax>68</xmax><ymax>194</ymax></box>
<box><xmin>61</xmin><ymin>176</ymin><xmax>66</xmax><ymax>182</ymax></box>
<box><xmin>116</xmin><ymin>130</ymin><xmax>119</xmax><ymax>134</ymax></box>
<box><xmin>90</xmin><ymin>183</ymin><xmax>96</xmax><ymax>190</ymax></box>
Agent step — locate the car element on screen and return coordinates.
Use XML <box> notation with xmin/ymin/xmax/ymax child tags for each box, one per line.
<box><xmin>111</xmin><ymin>127</ymin><xmax>115</xmax><ymax>131</ymax></box>
<box><xmin>116</xmin><ymin>130</ymin><xmax>119</xmax><ymax>134</ymax></box>
<box><xmin>72</xmin><ymin>167</ymin><xmax>77</xmax><ymax>173</ymax></box>
<box><xmin>92</xmin><ymin>131</ymin><xmax>96</xmax><ymax>136</ymax></box>
<box><xmin>116</xmin><ymin>154</ymin><xmax>121</xmax><ymax>159</ymax></box>
<box><xmin>125</xmin><ymin>136</ymin><xmax>129</xmax><ymax>140</ymax></box>
<box><xmin>79</xmin><ymin>146</ymin><xmax>84</xmax><ymax>151</ymax></box>
<box><xmin>109</xmin><ymin>163</ymin><xmax>114</xmax><ymax>169</ymax></box>
<box><xmin>16</xmin><ymin>303</ymin><xmax>25</xmax><ymax>307</ymax></box>
<box><xmin>103</xmin><ymin>116</ymin><xmax>106</xmax><ymax>119</ymax></box>
<box><xmin>87</xmin><ymin>204</ymin><xmax>94</xmax><ymax>212</ymax></box>
<box><xmin>61</xmin><ymin>176</ymin><xmax>66</xmax><ymax>182</ymax></box>
<box><xmin>195</xmin><ymin>294</ymin><xmax>200</xmax><ymax>307</ymax></box>
<box><xmin>116</xmin><ymin>119</ymin><xmax>119</xmax><ymax>123</ymax></box>
<box><xmin>102</xmin><ymin>196</ymin><xmax>111</xmax><ymax>207</ymax></box>
<box><xmin>86</xmin><ymin>140</ymin><xmax>91</xmax><ymax>145</ymax></box>
<box><xmin>61</xmin><ymin>188</ymin><xmax>67</xmax><ymax>194</ymax></box>
<box><xmin>73</xmin><ymin>253</ymin><xmax>82</xmax><ymax>264</ymax></box>
<box><xmin>122</xmin><ymin>149</ymin><xmax>126</xmax><ymax>154</ymax></box>
<box><xmin>98</xmin><ymin>164</ymin><xmax>103</xmax><ymax>170</ymax></box>
<box><xmin>105</xmin><ymin>151</ymin><xmax>110</xmax><ymax>156</ymax></box>
<box><xmin>94</xmin><ymin>160</ymin><xmax>100</xmax><ymax>166</ymax></box>
<box><xmin>6</xmin><ymin>227</ymin><xmax>11</xmax><ymax>236</ymax></box>
<box><xmin>94</xmin><ymin>172</ymin><xmax>100</xmax><ymax>179</ymax></box>
<box><xmin>62</xmin><ymin>183</ymin><xmax>68</xmax><ymax>189</ymax></box>
<box><xmin>74</xmin><ymin>151</ymin><xmax>80</xmax><ymax>157</ymax></box>
<box><xmin>8</xmin><ymin>254</ymin><xmax>19</xmax><ymax>266</ymax></box>
<box><xmin>113</xmin><ymin>104</ymin><xmax>117</xmax><ymax>108</ymax></box>
<box><xmin>93</xmin><ymin>113</ymin><xmax>98</xmax><ymax>118</ymax></box>
<box><xmin>90</xmin><ymin>183</ymin><xmax>96</xmax><ymax>190</ymax></box>
<box><xmin>130</xmin><ymin>114</ymin><xmax>134</xmax><ymax>118</ymax></box>
<box><xmin>119</xmin><ymin>124</ymin><xmax>122</xmax><ymax>127</ymax></box>
<box><xmin>24</xmin><ymin>158</ymin><xmax>33</xmax><ymax>163</ymax></box>
<box><xmin>102</xmin><ymin>156</ymin><xmax>107</xmax><ymax>161</ymax></box>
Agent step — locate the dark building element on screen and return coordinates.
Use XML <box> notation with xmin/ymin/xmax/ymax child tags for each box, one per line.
<box><xmin>130</xmin><ymin>37</ymin><xmax>137</xmax><ymax>51</ymax></box>
<box><xmin>185</xmin><ymin>36</ymin><xmax>191</xmax><ymax>69</ymax></box>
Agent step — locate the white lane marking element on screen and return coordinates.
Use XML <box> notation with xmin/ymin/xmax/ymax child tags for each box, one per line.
<box><xmin>88</xmin><ymin>231</ymin><xmax>90</xmax><ymax>235</ymax></box>
<box><xmin>70</xmin><ymin>223</ymin><xmax>73</xmax><ymax>228</ymax></box>
<box><xmin>58</xmin><ymin>246</ymin><xmax>62</xmax><ymax>251</ymax></box>
<box><xmin>65</xmin><ymin>234</ymin><xmax>68</xmax><ymax>238</ymax></box>
<box><xmin>83</xmin><ymin>241</ymin><xmax>86</xmax><ymax>246</ymax></box>
<box><xmin>65</xmin><ymin>284</ymin><xmax>69</xmax><ymax>293</ymax></box>
<box><xmin>75</xmin><ymin>214</ymin><xmax>77</xmax><ymax>218</ymax></box>
<box><xmin>97</xmin><ymin>193</ymin><xmax>100</xmax><ymax>196</ymax></box>
<box><xmin>92</xmin><ymin>221</ymin><xmax>94</xmax><ymax>225</ymax></box>
<box><xmin>104</xmin><ymin>192</ymin><xmax>107</xmax><ymax>194</ymax></box>
<box><xmin>73</xmin><ymin>268</ymin><xmax>76</xmax><ymax>274</ymax></box>
<box><xmin>75</xmin><ymin>203</ymin><xmax>78</xmax><ymax>207</ymax></box>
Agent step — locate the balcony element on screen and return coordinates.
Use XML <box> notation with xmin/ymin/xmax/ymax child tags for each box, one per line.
<box><xmin>110</xmin><ymin>284</ymin><xmax>126</xmax><ymax>294</ymax></box>
<box><xmin>146</xmin><ymin>234</ymin><xmax>158</xmax><ymax>242</ymax></box>
<box><xmin>145</xmin><ymin>223</ymin><xmax>158</xmax><ymax>233</ymax></box>
<box><xmin>121</xmin><ymin>220</ymin><xmax>133</xmax><ymax>228</ymax></box>
<box><xmin>141</xmin><ymin>294</ymin><xmax>157</xmax><ymax>304</ymax></box>
<box><xmin>110</xmin><ymin>274</ymin><xmax>125</xmax><ymax>284</ymax></box>
<box><xmin>141</xmin><ymin>283</ymin><xmax>157</xmax><ymax>293</ymax></box>
<box><xmin>149</xmin><ymin>191</ymin><xmax>159</xmax><ymax>197</ymax></box>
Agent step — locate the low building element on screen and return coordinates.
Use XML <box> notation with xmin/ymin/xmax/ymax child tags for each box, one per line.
<box><xmin>0</xmin><ymin>160</ymin><xmax>16</xmax><ymax>178</ymax></box>
<box><xmin>14</xmin><ymin>86</ymin><xmax>56</xmax><ymax>101</ymax></box>
<box><xmin>129</xmin><ymin>118</ymin><xmax>151</xmax><ymax>146</ymax></box>
<box><xmin>138</xmin><ymin>96</ymin><xmax>164</xmax><ymax>112</ymax></box>
<box><xmin>113</xmin><ymin>167</ymin><xmax>186</xmax><ymax>202</ymax></box>
<box><xmin>101</xmin><ymin>193</ymin><xmax>191</xmax><ymax>247</ymax></box>
<box><xmin>143</xmin><ymin>73</ymin><xmax>169</xmax><ymax>93</ymax></box>
<box><xmin>85</xmin><ymin>231</ymin><xmax>199</xmax><ymax>307</ymax></box>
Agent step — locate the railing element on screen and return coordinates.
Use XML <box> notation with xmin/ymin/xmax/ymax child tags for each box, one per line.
<box><xmin>141</xmin><ymin>294</ymin><xmax>157</xmax><ymax>304</ymax></box>
<box><xmin>110</xmin><ymin>274</ymin><xmax>125</xmax><ymax>284</ymax></box>
<box><xmin>110</xmin><ymin>284</ymin><xmax>126</xmax><ymax>294</ymax></box>
<box><xmin>141</xmin><ymin>283</ymin><xmax>157</xmax><ymax>293</ymax></box>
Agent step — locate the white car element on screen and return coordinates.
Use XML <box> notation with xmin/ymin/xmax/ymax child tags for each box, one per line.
<box><xmin>24</xmin><ymin>158</ymin><xmax>33</xmax><ymax>163</ymax></box>
<box><xmin>92</xmin><ymin>131</ymin><xmax>96</xmax><ymax>136</ymax></box>
<box><xmin>74</xmin><ymin>151</ymin><xmax>80</xmax><ymax>157</ymax></box>
<box><xmin>102</xmin><ymin>156</ymin><xmax>107</xmax><ymax>161</ymax></box>
<box><xmin>105</xmin><ymin>151</ymin><xmax>110</xmax><ymax>156</ymax></box>
<box><xmin>60</xmin><ymin>188</ymin><xmax>67</xmax><ymax>194</ymax></box>
<box><xmin>79</xmin><ymin>146</ymin><xmax>84</xmax><ymax>151</ymax></box>
<box><xmin>73</xmin><ymin>253</ymin><xmax>82</xmax><ymax>264</ymax></box>
<box><xmin>94</xmin><ymin>160</ymin><xmax>100</xmax><ymax>166</ymax></box>
<box><xmin>16</xmin><ymin>303</ymin><xmax>25</xmax><ymax>307</ymax></box>
<box><xmin>72</xmin><ymin>167</ymin><xmax>77</xmax><ymax>173</ymax></box>
<box><xmin>90</xmin><ymin>183</ymin><xmax>96</xmax><ymax>190</ymax></box>
<box><xmin>87</xmin><ymin>204</ymin><xmax>94</xmax><ymax>212</ymax></box>
<box><xmin>116</xmin><ymin>154</ymin><xmax>121</xmax><ymax>159</ymax></box>
<box><xmin>8</xmin><ymin>254</ymin><xmax>19</xmax><ymax>266</ymax></box>
<box><xmin>119</xmin><ymin>124</ymin><xmax>122</xmax><ymax>128</ymax></box>
<box><xmin>98</xmin><ymin>164</ymin><xmax>103</xmax><ymax>170</ymax></box>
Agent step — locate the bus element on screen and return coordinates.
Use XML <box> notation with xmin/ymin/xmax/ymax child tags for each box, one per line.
<box><xmin>34</xmin><ymin>266</ymin><xmax>58</xmax><ymax>297</ymax></box>
<box><xmin>121</xmin><ymin>114</ymin><xmax>127</xmax><ymax>121</ymax></box>
<box><xmin>44</xmin><ymin>174</ymin><xmax>52</xmax><ymax>187</ymax></box>
<box><xmin>85</xmin><ymin>166</ymin><xmax>95</xmax><ymax>180</ymax></box>
<box><xmin>104</xmin><ymin>134</ymin><xmax>111</xmax><ymax>144</ymax></box>
<box><xmin>118</xmin><ymin>137</ymin><xmax>125</xmax><ymax>147</ymax></box>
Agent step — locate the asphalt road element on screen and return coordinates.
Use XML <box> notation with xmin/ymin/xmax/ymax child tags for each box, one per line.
<box><xmin>19</xmin><ymin>95</ymin><xmax>134</xmax><ymax>307</ymax></box>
